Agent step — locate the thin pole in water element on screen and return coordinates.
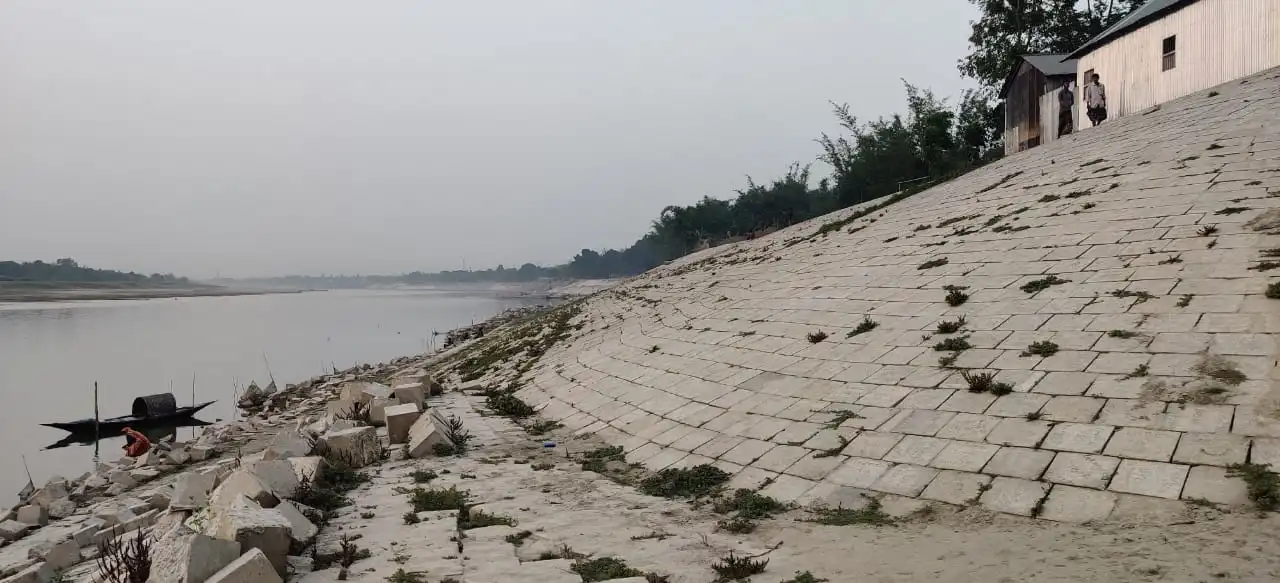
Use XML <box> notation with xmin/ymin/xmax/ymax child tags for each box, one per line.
<box><xmin>93</xmin><ymin>381</ymin><xmax>100</xmax><ymax>461</ymax></box>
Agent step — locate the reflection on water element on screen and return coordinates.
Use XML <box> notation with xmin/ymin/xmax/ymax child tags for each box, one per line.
<box><xmin>0</xmin><ymin>289</ymin><xmax>531</xmax><ymax>501</ymax></box>
<box><xmin>43</xmin><ymin>418</ymin><xmax>213</xmax><ymax>453</ymax></box>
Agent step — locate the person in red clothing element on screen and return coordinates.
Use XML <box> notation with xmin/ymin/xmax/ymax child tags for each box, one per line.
<box><xmin>121</xmin><ymin>427</ymin><xmax>151</xmax><ymax>457</ymax></box>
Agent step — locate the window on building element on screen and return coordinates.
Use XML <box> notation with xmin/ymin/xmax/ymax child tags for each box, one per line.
<box><xmin>1162</xmin><ymin>35</ymin><xmax>1177</xmax><ymax>71</ymax></box>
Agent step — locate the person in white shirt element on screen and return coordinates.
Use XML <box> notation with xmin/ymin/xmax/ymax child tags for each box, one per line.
<box><xmin>1084</xmin><ymin>74</ymin><xmax>1107</xmax><ymax>126</ymax></box>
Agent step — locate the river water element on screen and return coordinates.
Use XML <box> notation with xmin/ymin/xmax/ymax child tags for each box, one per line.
<box><xmin>0</xmin><ymin>289</ymin><xmax>535</xmax><ymax>501</ymax></box>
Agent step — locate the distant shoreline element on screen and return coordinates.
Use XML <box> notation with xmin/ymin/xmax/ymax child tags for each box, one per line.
<box><xmin>0</xmin><ymin>285</ymin><xmax>306</xmax><ymax>303</ymax></box>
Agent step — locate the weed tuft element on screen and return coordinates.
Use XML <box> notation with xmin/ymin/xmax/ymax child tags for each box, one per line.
<box><xmin>1250</xmin><ymin>261</ymin><xmax>1280</xmax><ymax>272</ymax></box>
<box><xmin>1197</xmin><ymin>225</ymin><xmax>1219</xmax><ymax>236</ymax></box>
<box><xmin>847</xmin><ymin>316</ymin><xmax>879</xmax><ymax>337</ymax></box>
<box><xmin>1268</xmin><ymin>282</ymin><xmax>1280</xmax><ymax>299</ymax></box>
<box><xmin>385</xmin><ymin>569</ymin><xmax>427</xmax><ymax>583</ymax></box>
<box><xmin>1107</xmin><ymin>330</ymin><xmax>1138</xmax><ymax>338</ymax></box>
<box><xmin>1225</xmin><ymin>463</ymin><xmax>1279</xmax><ymax>512</ymax></box>
<box><xmin>711</xmin><ymin>553</ymin><xmax>769</xmax><ymax>581</ymax></box>
<box><xmin>961</xmin><ymin>370</ymin><xmax>995</xmax><ymax>393</ymax></box>
<box><xmin>1110</xmin><ymin>289</ymin><xmax>1156</xmax><ymax>303</ymax></box>
<box><xmin>933</xmin><ymin>335</ymin><xmax>972</xmax><ymax>352</ymax></box>
<box><xmin>1193</xmin><ymin>354</ymin><xmax>1247</xmax><ymax>385</ymax></box>
<box><xmin>1122</xmin><ymin>364</ymin><xmax>1150</xmax><ymax>380</ymax></box>
<box><xmin>945</xmin><ymin>287</ymin><xmax>970</xmax><ymax>306</ymax></box>
<box><xmin>935</xmin><ymin>316</ymin><xmax>966</xmax><ymax>334</ymax></box>
<box><xmin>918</xmin><ymin>257</ymin><xmax>949</xmax><ymax>270</ymax></box>
<box><xmin>571</xmin><ymin>557</ymin><xmax>643</xmax><ymax>582</ymax></box>
<box><xmin>821</xmin><ymin>409</ymin><xmax>862</xmax><ymax>429</ymax></box>
<box><xmin>1215</xmin><ymin>206</ymin><xmax>1250</xmax><ymax>215</ymax></box>
<box><xmin>807</xmin><ymin>498</ymin><xmax>894</xmax><ymax>526</ymax></box>
<box><xmin>504</xmin><ymin>530</ymin><xmax>534</xmax><ymax>546</ymax></box>
<box><xmin>1176</xmin><ymin>294</ymin><xmax>1194</xmax><ymax>307</ymax></box>
<box><xmin>806</xmin><ymin>330</ymin><xmax>829</xmax><ymax>344</ymax></box>
<box><xmin>1020</xmin><ymin>275</ymin><xmax>1069</xmax><ymax>294</ymax></box>
<box><xmin>1020</xmin><ymin>341</ymin><xmax>1059</xmax><ymax>357</ymax></box>
<box><xmin>1024</xmin><ymin>411</ymin><xmax>1043</xmax><ymax>421</ymax></box>
<box><xmin>407</xmin><ymin>486</ymin><xmax>470</xmax><ymax>512</ymax></box>
<box><xmin>638</xmin><ymin>464</ymin><xmax>730</xmax><ymax>499</ymax></box>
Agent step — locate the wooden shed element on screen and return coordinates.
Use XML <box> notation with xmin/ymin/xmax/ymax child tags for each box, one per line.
<box><xmin>1066</xmin><ymin>0</ymin><xmax>1280</xmax><ymax>121</ymax></box>
<box><xmin>1000</xmin><ymin>54</ymin><xmax>1078</xmax><ymax>155</ymax></box>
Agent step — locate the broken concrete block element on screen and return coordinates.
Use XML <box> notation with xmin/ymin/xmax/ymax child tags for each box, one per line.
<box><xmin>367</xmin><ymin>397</ymin><xmax>396</xmax><ymax>427</ymax></box>
<box><xmin>72</xmin><ymin>518</ymin><xmax>105</xmax><ymax>547</ymax></box>
<box><xmin>147</xmin><ymin>526</ymin><xmax>242</xmax><ymax>583</ymax></box>
<box><xmin>288</xmin><ymin>457</ymin><xmax>323</xmax><ymax>484</ymax></box>
<box><xmin>384</xmin><ymin>403</ymin><xmax>422</xmax><ymax>445</ymax></box>
<box><xmin>31</xmin><ymin>480</ymin><xmax>69</xmax><ymax>508</ymax></box>
<box><xmin>406</xmin><ymin>414</ymin><xmax>448</xmax><ymax>458</ymax></box>
<box><xmin>318</xmin><ymin>426</ymin><xmax>380</xmax><ymax>467</ymax></box>
<box><xmin>130</xmin><ymin>467</ymin><xmax>161</xmax><ymax>483</ymax></box>
<box><xmin>273</xmin><ymin>501</ymin><xmax>318</xmax><ymax>548</ymax></box>
<box><xmin>425</xmin><ymin>376</ymin><xmax>445</xmax><ymax>396</ymax></box>
<box><xmin>47</xmin><ymin>499</ymin><xmax>76</xmax><ymax>519</ymax></box>
<box><xmin>262</xmin><ymin>430</ymin><xmax>311</xmax><ymax>461</ymax></box>
<box><xmin>286</xmin><ymin>555</ymin><xmax>313</xmax><ymax>575</ymax></box>
<box><xmin>0</xmin><ymin>562</ymin><xmax>53</xmax><ymax>583</ymax></box>
<box><xmin>145</xmin><ymin>486</ymin><xmax>173</xmax><ymax>510</ymax></box>
<box><xmin>246</xmin><ymin>460</ymin><xmax>299</xmax><ymax>499</ymax></box>
<box><xmin>108</xmin><ymin>470</ymin><xmax>137</xmax><ymax>488</ymax></box>
<box><xmin>189</xmin><ymin>446</ymin><xmax>213</xmax><ymax>462</ymax></box>
<box><xmin>27</xmin><ymin>538</ymin><xmax>80</xmax><ymax>571</ymax></box>
<box><xmin>204</xmin><ymin>548</ymin><xmax>283</xmax><ymax>583</ymax></box>
<box><xmin>16</xmin><ymin>505</ymin><xmax>47</xmax><ymax>526</ymax></box>
<box><xmin>209</xmin><ymin>470</ymin><xmax>279</xmax><ymax>510</ymax></box>
<box><xmin>165</xmin><ymin>448</ymin><xmax>191</xmax><ymax>466</ymax></box>
<box><xmin>212</xmin><ymin>499</ymin><xmax>292</xmax><ymax>575</ymax></box>
<box><xmin>171</xmin><ymin>472</ymin><xmax>217</xmax><ymax>511</ymax></box>
<box><xmin>338</xmin><ymin>381</ymin><xmax>391</xmax><ymax>405</ymax></box>
<box><xmin>391</xmin><ymin>383</ymin><xmax>425</xmax><ymax>408</ymax></box>
<box><xmin>324</xmin><ymin>399</ymin><xmax>359</xmax><ymax>419</ymax></box>
<box><xmin>0</xmin><ymin>520</ymin><xmax>33</xmax><ymax>542</ymax></box>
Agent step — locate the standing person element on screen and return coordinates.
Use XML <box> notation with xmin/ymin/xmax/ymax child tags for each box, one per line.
<box><xmin>1058</xmin><ymin>83</ymin><xmax>1075</xmax><ymax>138</ymax></box>
<box><xmin>1084</xmin><ymin>73</ymin><xmax>1107</xmax><ymax>126</ymax></box>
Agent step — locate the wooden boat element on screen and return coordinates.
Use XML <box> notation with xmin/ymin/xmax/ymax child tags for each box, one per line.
<box><xmin>41</xmin><ymin>393</ymin><xmax>215</xmax><ymax>436</ymax></box>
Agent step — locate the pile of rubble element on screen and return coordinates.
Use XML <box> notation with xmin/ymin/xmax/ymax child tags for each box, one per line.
<box><xmin>0</xmin><ymin>361</ymin><xmax>461</xmax><ymax>583</ymax></box>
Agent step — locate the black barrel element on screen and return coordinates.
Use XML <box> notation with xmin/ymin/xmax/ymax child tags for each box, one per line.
<box><xmin>132</xmin><ymin>393</ymin><xmax>177</xmax><ymax>418</ymax></box>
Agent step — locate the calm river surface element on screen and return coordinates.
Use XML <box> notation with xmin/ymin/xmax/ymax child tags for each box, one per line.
<box><xmin>0</xmin><ymin>289</ymin><xmax>535</xmax><ymax>501</ymax></box>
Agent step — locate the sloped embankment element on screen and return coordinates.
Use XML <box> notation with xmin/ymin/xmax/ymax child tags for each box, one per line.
<box><xmin>487</xmin><ymin>67</ymin><xmax>1280</xmax><ymax>521</ymax></box>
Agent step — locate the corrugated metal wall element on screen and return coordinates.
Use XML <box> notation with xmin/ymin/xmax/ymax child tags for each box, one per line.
<box><xmin>1076</xmin><ymin>0</ymin><xmax>1280</xmax><ymax>122</ymax></box>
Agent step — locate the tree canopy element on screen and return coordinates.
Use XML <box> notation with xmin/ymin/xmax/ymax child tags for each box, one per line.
<box><xmin>0</xmin><ymin>258</ymin><xmax>187</xmax><ymax>284</ymax></box>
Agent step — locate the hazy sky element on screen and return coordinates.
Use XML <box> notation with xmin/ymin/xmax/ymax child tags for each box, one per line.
<box><xmin>0</xmin><ymin>1</ymin><xmax>979</xmax><ymax>278</ymax></box>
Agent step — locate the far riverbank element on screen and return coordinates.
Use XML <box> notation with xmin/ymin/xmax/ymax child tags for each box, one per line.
<box><xmin>0</xmin><ymin>284</ymin><xmax>308</xmax><ymax>303</ymax></box>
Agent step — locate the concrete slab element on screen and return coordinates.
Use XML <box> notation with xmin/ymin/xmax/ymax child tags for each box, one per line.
<box><xmin>979</xmin><ymin>477</ymin><xmax>1050</xmax><ymax>516</ymax></box>
<box><xmin>1181</xmin><ymin>465</ymin><xmax>1250</xmax><ymax>505</ymax></box>
<box><xmin>1038</xmin><ymin>485</ymin><xmax>1116</xmax><ymax>523</ymax></box>
<box><xmin>869</xmin><ymin>464</ymin><xmax>938</xmax><ymax>497</ymax></box>
<box><xmin>1042</xmin><ymin>452</ymin><xmax>1121</xmax><ymax>489</ymax></box>
<box><xmin>1040</xmin><ymin>423</ymin><xmax>1115</xmax><ymax>454</ymax></box>
<box><xmin>1171</xmin><ymin>432</ymin><xmax>1248</xmax><ymax>466</ymax></box>
<box><xmin>1103</xmin><ymin>427</ymin><xmax>1181</xmax><ymax>462</ymax></box>
<box><xmin>920</xmin><ymin>470</ymin><xmax>991</xmax><ymax>505</ymax></box>
<box><xmin>982</xmin><ymin>447</ymin><xmax>1055</xmax><ymax>480</ymax></box>
<box><xmin>1108</xmin><ymin>459</ymin><xmax>1190</xmax><ymax>499</ymax></box>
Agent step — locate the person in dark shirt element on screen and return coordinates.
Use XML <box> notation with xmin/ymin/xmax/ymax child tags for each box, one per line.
<box><xmin>1058</xmin><ymin>84</ymin><xmax>1075</xmax><ymax>138</ymax></box>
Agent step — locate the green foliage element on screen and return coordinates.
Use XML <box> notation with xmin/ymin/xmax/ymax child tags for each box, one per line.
<box><xmin>638</xmin><ymin>465</ymin><xmax>730</xmax><ymax>499</ymax></box>
<box><xmin>1226</xmin><ymin>463</ymin><xmax>1279</xmax><ymax>512</ymax></box>
<box><xmin>944</xmin><ymin>285</ymin><xmax>969</xmax><ymax>306</ymax></box>
<box><xmin>571</xmin><ymin>558</ymin><xmax>643</xmax><ymax>582</ymax></box>
<box><xmin>933</xmin><ymin>335</ymin><xmax>972</xmax><ymax>352</ymax></box>
<box><xmin>935</xmin><ymin>316</ymin><xmax>966</xmax><ymax>334</ymax></box>
<box><xmin>806</xmin><ymin>330</ymin><xmax>829</xmax><ymax>343</ymax></box>
<box><xmin>458</xmin><ymin>508</ymin><xmax>516</xmax><ymax>530</ymax></box>
<box><xmin>847</xmin><ymin>316</ymin><xmax>879</xmax><ymax>337</ymax></box>
<box><xmin>406</xmin><ymin>486</ymin><xmax>470</xmax><ymax>512</ymax></box>
<box><xmin>1020</xmin><ymin>275</ymin><xmax>1069</xmax><ymax>294</ymax></box>
<box><xmin>411</xmin><ymin>469</ymin><xmax>437</xmax><ymax>483</ymax></box>
<box><xmin>1021</xmin><ymin>341</ymin><xmax>1059</xmax><ymax>357</ymax></box>
<box><xmin>0</xmin><ymin>258</ymin><xmax>189</xmax><ymax>285</ymax></box>
<box><xmin>918</xmin><ymin>257</ymin><xmax>949</xmax><ymax>270</ymax></box>
<box><xmin>807</xmin><ymin>498</ymin><xmax>894</xmax><ymax>526</ymax></box>
<box><xmin>712</xmin><ymin>553</ymin><xmax>769</xmax><ymax>581</ymax></box>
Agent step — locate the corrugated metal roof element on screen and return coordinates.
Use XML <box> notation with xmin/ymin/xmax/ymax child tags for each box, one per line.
<box><xmin>999</xmin><ymin>54</ymin><xmax>1078</xmax><ymax>99</ymax></box>
<box><xmin>1065</xmin><ymin>0</ymin><xmax>1196</xmax><ymax>60</ymax></box>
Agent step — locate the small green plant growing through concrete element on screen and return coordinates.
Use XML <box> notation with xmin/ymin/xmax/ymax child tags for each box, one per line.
<box><xmin>1110</xmin><ymin>289</ymin><xmax>1156</xmax><ymax>303</ymax></box>
<box><xmin>1081</xmin><ymin>202</ymin><xmax>1096</xmax><ymax>210</ymax></box>
<box><xmin>712</xmin><ymin>552</ymin><xmax>769</xmax><ymax>581</ymax></box>
<box><xmin>1216</xmin><ymin>206</ymin><xmax>1250</xmax><ymax>215</ymax></box>
<box><xmin>402</xmin><ymin>511</ymin><xmax>420</xmax><ymax>525</ymax></box>
<box><xmin>504</xmin><ymin>530</ymin><xmax>533</xmax><ymax>546</ymax></box>
<box><xmin>821</xmin><ymin>409</ymin><xmax>862</xmax><ymax>429</ymax></box>
<box><xmin>571</xmin><ymin>557</ymin><xmax>643</xmax><ymax>582</ymax></box>
<box><xmin>917</xmin><ymin>257</ymin><xmax>949</xmax><ymax>270</ymax></box>
<box><xmin>338</xmin><ymin>535</ymin><xmax>373</xmax><ymax>569</ymax></box>
<box><xmin>933</xmin><ymin>335</ymin><xmax>972</xmax><ymax>352</ymax></box>
<box><xmin>1107</xmin><ymin>330</ymin><xmax>1138</xmax><ymax>338</ymax></box>
<box><xmin>1159</xmin><ymin>254</ymin><xmax>1183</xmax><ymax>265</ymax></box>
<box><xmin>385</xmin><ymin>569</ymin><xmax>428</xmax><ymax>583</ymax></box>
<box><xmin>1020</xmin><ymin>275</ymin><xmax>1069</xmax><ymax>294</ymax></box>
<box><xmin>961</xmin><ymin>370</ymin><xmax>996</xmax><ymax>393</ymax></box>
<box><xmin>639</xmin><ymin>464</ymin><xmax>730</xmax><ymax>498</ymax></box>
<box><xmin>1176</xmin><ymin>294</ymin><xmax>1194</xmax><ymax>307</ymax></box>
<box><xmin>459</xmin><ymin>507</ymin><xmax>517</xmax><ymax>530</ymax></box>
<box><xmin>1226</xmin><ymin>463</ymin><xmax>1279</xmax><ymax>512</ymax></box>
<box><xmin>806</xmin><ymin>498</ymin><xmax>894</xmax><ymax>526</ymax></box>
<box><xmin>1122</xmin><ymin>364</ymin><xmax>1150</xmax><ymax>380</ymax></box>
<box><xmin>813</xmin><ymin>435</ymin><xmax>850</xmax><ymax>458</ymax></box>
<box><xmin>581</xmin><ymin>445</ymin><xmax>626</xmax><ymax>473</ymax></box>
<box><xmin>1207</xmin><ymin>143</ymin><xmax>1224</xmax><ymax>151</ymax></box>
<box><xmin>1193</xmin><ymin>354</ymin><xmax>1247</xmax><ymax>385</ymax></box>
<box><xmin>432</xmin><ymin>443</ymin><xmax>456</xmax><ymax>456</ymax></box>
<box><xmin>1262</xmin><ymin>248</ymin><xmax>1280</xmax><ymax>258</ymax></box>
<box><xmin>806</xmin><ymin>330</ymin><xmax>829</xmax><ymax>343</ymax></box>
<box><xmin>359</xmin><ymin>511</ymin><xmax>375</xmax><ymax>519</ymax></box>
<box><xmin>649</xmin><ymin>345</ymin><xmax>660</xmax><ymax>353</ymax></box>
<box><xmin>407</xmin><ymin>486</ymin><xmax>470</xmax><ymax>512</ymax></box>
<box><xmin>525</xmin><ymin>420</ymin><xmax>563</xmax><ymax>435</ymax></box>
<box><xmin>441</xmin><ymin>415</ymin><xmax>472</xmax><ymax>454</ymax></box>
<box><xmin>531</xmin><ymin>462</ymin><xmax>555</xmax><ymax>471</ymax></box>
<box><xmin>712</xmin><ymin>488</ymin><xmax>789</xmax><ymax>534</ymax></box>
<box><xmin>1024</xmin><ymin>411</ymin><xmax>1043</xmax><ymax>421</ymax></box>
<box><xmin>944</xmin><ymin>285</ymin><xmax>970</xmax><ymax>306</ymax></box>
<box><xmin>780</xmin><ymin>573</ymin><xmax>830</xmax><ymax>583</ymax></box>
<box><xmin>1021</xmin><ymin>341</ymin><xmax>1059</xmax><ymax>357</ymax></box>
<box><xmin>847</xmin><ymin>316</ymin><xmax>879</xmax><ymax>337</ymax></box>
<box><xmin>1250</xmin><ymin>261</ymin><xmax>1280</xmax><ymax>272</ymax></box>
<box><xmin>938</xmin><ymin>353</ymin><xmax>959</xmax><ymax>367</ymax></box>
<box><xmin>630</xmin><ymin>531</ymin><xmax>671</xmax><ymax>541</ymax></box>
<box><xmin>935</xmin><ymin>316</ymin><xmax>966</xmax><ymax>334</ymax></box>
<box><xmin>1268</xmin><ymin>282</ymin><xmax>1280</xmax><ymax>299</ymax></box>
<box><xmin>989</xmin><ymin>381</ymin><xmax>1014</xmax><ymax>396</ymax></box>
<box><xmin>1198</xmin><ymin>225</ymin><xmax>1219</xmax><ymax>236</ymax></box>
<box><xmin>1037</xmin><ymin>194</ymin><xmax>1060</xmax><ymax>203</ymax></box>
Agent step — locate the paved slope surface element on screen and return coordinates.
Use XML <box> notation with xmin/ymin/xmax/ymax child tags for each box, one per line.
<box><xmin>518</xmin><ymin>67</ymin><xmax>1280</xmax><ymax>521</ymax></box>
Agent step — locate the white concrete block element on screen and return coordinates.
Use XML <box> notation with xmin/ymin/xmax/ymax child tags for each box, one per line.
<box><xmin>204</xmin><ymin>548</ymin><xmax>283</xmax><ymax>583</ymax></box>
<box><xmin>147</xmin><ymin>526</ymin><xmax>242</xmax><ymax>583</ymax></box>
<box><xmin>384</xmin><ymin>403</ymin><xmax>422</xmax><ymax>445</ymax></box>
<box><xmin>406</xmin><ymin>413</ymin><xmax>448</xmax><ymax>458</ymax></box>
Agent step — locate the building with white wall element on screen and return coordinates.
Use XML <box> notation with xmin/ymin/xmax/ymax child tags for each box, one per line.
<box><xmin>1065</xmin><ymin>0</ymin><xmax>1280</xmax><ymax>123</ymax></box>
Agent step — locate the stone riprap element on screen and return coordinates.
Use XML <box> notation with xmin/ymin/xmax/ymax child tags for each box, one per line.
<box><xmin>512</xmin><ymin>68</ymin><xmax>1280</xmax><ymax>520</ymax></box>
